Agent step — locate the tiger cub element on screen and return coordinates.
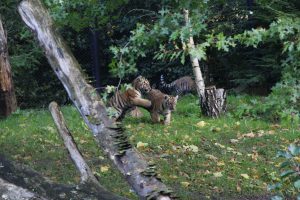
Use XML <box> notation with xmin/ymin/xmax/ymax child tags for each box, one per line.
<box><xmin>147</xmin><ymin>89</ymin><xmax>178</xmax><ymax>125</ymax></box>
<box><xmin>157</xmin><ymin>75</ymin><xmax>196</xmax><ymax>96</ymax></box>
<box><xmin>108</xmin><ymin>76</ymin><xmax>151</xmax><ymax>121</ymax></box>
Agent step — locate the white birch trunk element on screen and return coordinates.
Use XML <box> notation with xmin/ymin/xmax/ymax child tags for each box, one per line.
<box><xmin>183</xmin><ymin>9</ymin><xmax>206</xmax><ymax>105</ymax></box>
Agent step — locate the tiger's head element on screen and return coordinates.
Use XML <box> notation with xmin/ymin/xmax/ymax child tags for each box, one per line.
<box><xmin>132</xmin><ymin>75</ymin><xmax>152</xmax><ymax>94</ymax></box>
<box><xmin>163</xmin><ymin>95</ymin><xmax>178</xmax><ymax>111</ymax></box>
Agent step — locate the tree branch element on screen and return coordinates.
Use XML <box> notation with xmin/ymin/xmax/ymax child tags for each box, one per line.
<box><xmin>49</xmin><ymin>101</ymin><xmax>98</xmax><ymax>185</ymax></box>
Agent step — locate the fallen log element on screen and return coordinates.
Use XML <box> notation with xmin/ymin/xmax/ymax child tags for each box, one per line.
<box><xmin>18</xmin><ymin>0</ymin><xmax>173</xmax><ymax>199</ymax></box>
<box><xmin>49</xmin><ymin>101</ymin><xmax>100</xmax><ymax>185</ymax></box>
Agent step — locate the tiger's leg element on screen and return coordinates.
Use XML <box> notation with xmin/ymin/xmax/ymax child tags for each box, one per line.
<box><xmin>131</xmin><ymin>98</ymin><xmax>152</xmax><ymax>109</ymax></box>
<box><xmin>163</xmin><ymin>112</ymin><xmax>171</xmax><ymax>125</ymax></box>
<box><xmin>151</xmin><ymin>112</ymin><xmax>160</xmax><ymax>123</ymax></box>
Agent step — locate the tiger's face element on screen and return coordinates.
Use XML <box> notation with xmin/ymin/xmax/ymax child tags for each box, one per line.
<box><xmin>133</xmin><ymin>76</ymin><xmax>152</xmax><ymax>94</ymax></box>
<box><xmin>164</xmin><ymin>95</ymin><xmax>178</xmax><ymax>111</ymax></box>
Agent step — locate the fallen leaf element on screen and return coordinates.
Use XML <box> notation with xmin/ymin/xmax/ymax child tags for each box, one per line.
<box><xmin>230</xmin><ymin>139</ymin><xmax>239</xmax><ymax>144</ymax></box>
<box><xmin>213</xmin><ymin>172</ymin><xmax>223</xmax><ymax>178</ymax></box>
<box><xmin>98</xmin><ymin>156</ymin><xmax>105</xmax><ymax>160</ymax></box>
<box><xmin>100</xmin><ymin>165</ymin><xmax>110</xmax><ymax>173</ymax></box>
<box><xmin>181</xmin><ymin>181</ymin><xmax>190</xmax><ymax>187</ymax></box>
<box><xmin>196</xmin><ymin>121</ymin><xmax>206</xmax><ymax>127</ymax></box>
<box><xmin>268</xmin><ymin>130</ymin><xmax>275</xmax><ymax>134</ymax></box>
<box><xmin>125</xmin><ymin>124</ymin><xmax>132</xmax><ymax>129</ymax></box>
<box><xmin>169</xmin><ymin>175</ymin><xmax>178</xmax><ymax>179</ymax></box>
<box><xmin>137</xmin><ymin>141</ymin><xmax>148</xmax><ymax>149</ymax></box>
<box><xmin>240</xmin><ymin>174</ymin><xmax>249</xmax><ymax>179</ymax></box>
<box><xmin>211</xmin><ymin>127</ymin><xmax>221</xmax><ymax>132</ymax></box>
<box><xmin>183</xmin><ymin>145</ymin><xmax>199</xmax><ymax>153</ymax></box>
<box><xmin>239</xmin><ymin>132</ymin><xmax>255</xmax><ymax>139</ymax></box>
<box><xmin>257</xmin><ymin>130</ymin><xmax>264</xmax><ymax>134</ymax></box>
<box><xmin>214</xmin><ymin>143</ymin><xmax>225</xmax><ymax>149</ymax></box>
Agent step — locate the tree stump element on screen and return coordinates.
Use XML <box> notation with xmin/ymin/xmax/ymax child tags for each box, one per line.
<box><xmin>201</xmin><ymin>86</ymin><xmax>226</xmax><ymax>118</ymax></box>
<box><xmin>0</xmin><ymin>17</ymin><xmax>17</xmax><ymax>117</ymax></box>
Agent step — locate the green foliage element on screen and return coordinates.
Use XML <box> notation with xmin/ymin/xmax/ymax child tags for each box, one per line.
<box><xmin>1</xmin><ymin>0</ymin><xmax>67</xmax><ymax>108</ymax></box>
<box><xmin>268</xmin><ymin>144</ymin><xmax>300</xmax><ymax>199</ymax></box>
<box><xmin>44</xmin><ymin>0</ymin><xmax>129</xmax><ymax>31</ymax></box>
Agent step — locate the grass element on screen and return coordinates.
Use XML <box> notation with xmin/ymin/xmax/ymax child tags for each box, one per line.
<box><xmin>0</xmin><ymin>95</ymin><xmax>299</xmax><ymax>199</ymax></box>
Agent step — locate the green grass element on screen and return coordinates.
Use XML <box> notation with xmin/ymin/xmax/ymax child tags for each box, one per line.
<box><xmin>0</xmin><ymin>95</ymin><xmax>298</xmax><ymax>199</ymax></box>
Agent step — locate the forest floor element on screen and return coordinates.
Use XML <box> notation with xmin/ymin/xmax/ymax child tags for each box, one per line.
<box><xmin>0</xmin><ymin>95</ymin><xmax>298</xmax><ymax>199</ymax></box>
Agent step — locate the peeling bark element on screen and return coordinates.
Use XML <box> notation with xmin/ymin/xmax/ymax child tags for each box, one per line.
<box><xmin>18</xmin><ymin>0</ymin><xmax>173</xmax><ymax>199</ymax></box>
<box><xmin>0</xmin><ymin>17</ymin><xmax>17</xmax><ymax>117</ymax></box>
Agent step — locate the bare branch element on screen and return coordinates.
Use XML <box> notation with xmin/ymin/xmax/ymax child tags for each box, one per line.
<box><xmin>49</xmin><ymin>101</ymin><xmax>98</xmax><ymax>184</ymax></box>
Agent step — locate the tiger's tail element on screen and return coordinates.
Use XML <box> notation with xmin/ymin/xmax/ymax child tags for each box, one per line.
<box><xmin>159</xmin><ymin>75</ymin><xmax>181</xmax><ymax>96</ymax></box>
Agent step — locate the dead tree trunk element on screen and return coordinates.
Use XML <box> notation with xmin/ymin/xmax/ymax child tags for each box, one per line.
<box><xmin>0</xmin><ymin>17</ymin><xmax>17</xmax><ymax>117</ymax></box>
<box><xmin>18</xmin><ymin>1</ymin><xmax>173</xmax><ymax>199</ymax></box>
<box><xmin>183</xmin><ymin>9</ymin><xmax>226</xmax><ymax>118</ymax></box>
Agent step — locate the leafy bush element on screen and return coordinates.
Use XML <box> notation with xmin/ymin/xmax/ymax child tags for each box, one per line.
<box><xmin>268</xmin><ymin>144</ymin><xmax>300</xmax><ymax>200</ymax></box>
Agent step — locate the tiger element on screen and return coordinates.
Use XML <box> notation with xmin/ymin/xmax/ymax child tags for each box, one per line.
<box><xmin>146</xmin><ymin>89</ymin><xmax>178</xmax><ymax>125</ymax></box>
<box><xmin>156</xmin><ymin>75</ymin><xmax>196</xmax><ymax>96</ymax></box>
<box><xmin>108</xmin><ymin>76</ymin><xmax>152</xmax><ymax>121</ymax></box>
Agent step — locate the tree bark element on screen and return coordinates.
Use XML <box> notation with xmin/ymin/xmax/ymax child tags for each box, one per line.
<box><xmin>0</xmin><ymin>155</ymin><xmax>127</xmax><ymax>200</ymax></box>
<box><xmin>183</xmin><ymin>10</ymin><xmax>206</xmax><ymax>105</ymax></box>
<box><xmin>202</xmin><ymin>86</ymin><xmax>227</xmax><ymax>118</ymax></box>
<box><xmin>0</xmin><ymin>17</ymin><xmax>17</xmax><ymax>117</ymax></box>
<box><xmin>183</xmin><ymin>9</ymin><xmax>226</xmax><ymax>118</ymax></box>
<box><xmin>18</xmin><ymin>1</ymin><xmax>173</xmax><ymax>199</ymax></box>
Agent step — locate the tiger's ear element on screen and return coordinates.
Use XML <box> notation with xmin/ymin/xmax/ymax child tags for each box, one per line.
<box><xmin>175</xmin><ymin>95</ymin><xmax>179</xmax><ymax>100</ymax></box>
<box><xmin>164</xmin><ymin>95</ymin><xmax>168</xmax><ymax>100</ymax></box>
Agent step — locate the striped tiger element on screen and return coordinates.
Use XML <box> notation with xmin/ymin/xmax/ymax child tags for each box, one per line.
<box><xmin>157</xmin><ymin>75</ymin><xmax>196</xmax><ymax>96</ymax></box>
<box><xmin>108</xmin><ymin>76</ymin><xmax>151</xmax><ymax>121</ymax></box>
<box><xmin>146</xmin><ymin>89</ymin><xmax>178</xmax><ymax>125</ymax></box>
